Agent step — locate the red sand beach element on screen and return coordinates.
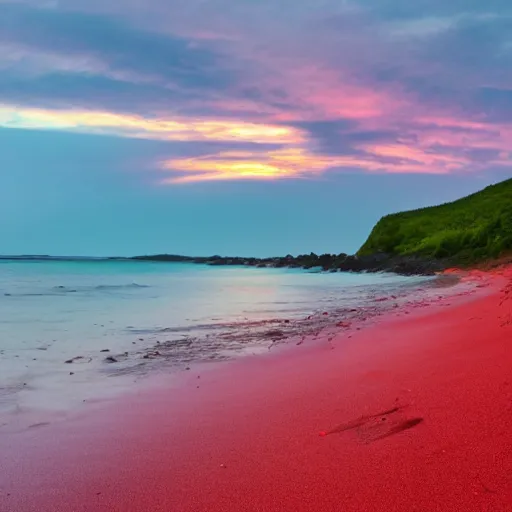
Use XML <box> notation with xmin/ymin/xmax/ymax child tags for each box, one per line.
<box><xmin>1</xmin><ymin>268</ymin><xmax>512</xmax><ymax>511</ymax></box>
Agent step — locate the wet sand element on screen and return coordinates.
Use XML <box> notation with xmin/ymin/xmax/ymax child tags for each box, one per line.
<box><xmin>1</xmin><ymin>268</ymin><xmax>511</xmax><ymax>511</ymax></box>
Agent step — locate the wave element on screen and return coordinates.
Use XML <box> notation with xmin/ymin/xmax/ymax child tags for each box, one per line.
<box><xmin>50</xmin><ymin>283</ymin><xmax>149</xmax><ymax>292</ymax></box>
<box><xmin>3</xmin><ymin>292</ymin><xmax>49</xmax><ymax>297</ymax></box>
<box><xmin>93</xmin><ymin>283</ymin><xmax>150</xmax><ymax>290</ymax></box>
<box><xmin>2</xmin><ymin>283</ymin><xmax>150</xmax><ymax>297</ymax></box>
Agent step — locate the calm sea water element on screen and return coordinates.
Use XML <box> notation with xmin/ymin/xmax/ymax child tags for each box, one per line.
<box><xmin>0</xmin><ymin>259</ymin><xmax>460</xmax><ymax>420</ymax></box>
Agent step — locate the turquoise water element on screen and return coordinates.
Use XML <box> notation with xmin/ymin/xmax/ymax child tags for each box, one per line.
<box><xmin>0</xmin><ymin>259</ymin><xmax>443</xmax><ymax>417</ymax></box>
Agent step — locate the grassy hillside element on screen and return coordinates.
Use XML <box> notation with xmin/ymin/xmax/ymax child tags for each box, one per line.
<box><xmin>358</xmin><ymin>177</ymin><xmax>512</xmax><ymax>263</ymax></box>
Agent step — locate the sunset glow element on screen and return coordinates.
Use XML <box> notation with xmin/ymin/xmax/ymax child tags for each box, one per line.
<box><xmin>0</xmin><ymin>106</ymin><xmax>304</xmax><ymax>145</ymax></box>
<box><xmin>2</xmin><ymin>0</ymin><xmax>512</xmax><ymax>184</ymax></box>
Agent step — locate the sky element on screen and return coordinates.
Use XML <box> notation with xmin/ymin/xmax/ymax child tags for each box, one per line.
<box><xmin>1</xmin><ymin>0</ymin><xmax>512</xmax><ymax>257</ymax></box>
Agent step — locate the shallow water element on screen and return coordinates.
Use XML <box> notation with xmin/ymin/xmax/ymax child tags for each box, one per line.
<box><xmin>0</xmin><ymin>258</ymin><xmax>467</xmax><ymax>419</ymax></box>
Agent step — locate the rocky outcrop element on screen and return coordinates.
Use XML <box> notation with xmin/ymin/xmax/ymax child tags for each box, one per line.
<box><xmin>132</xmin><ymin>252</ymin><xmax>448</xmax><ymax>276</ymax></box>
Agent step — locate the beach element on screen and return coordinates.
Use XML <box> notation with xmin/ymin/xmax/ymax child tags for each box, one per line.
<box><xmin>1</xmin><ymin>267</ymin><xmax>511</xmax><ymax>511</ymax></box>
<box><xmin>0</xmin><ymin>259</ymin><xmax>448</xmax><ymax>418</ymax></box>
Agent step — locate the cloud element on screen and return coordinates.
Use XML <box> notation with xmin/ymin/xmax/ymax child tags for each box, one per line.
<box><xmin>356</xmin><ymin>0</ymin><xmax>512</xmax><ymax>20</ymax></box>
<box><xmin>0</xmin><ymin>105</ymin><xmax>304</xmax><ymax>145</ymax></box>
<box><xmin>292</xmin><ymin>120</ymin><xmax>401</xmax><ymax>156</ymax></box>
<box><xmin>162</xmin><ymin>145</ymin><xmax>451</xmax><ymax>184</ymax></box>
<box><xmin>0</xmin><ymin>2</ymin><xmax>234</xmax><ymax>90</ymax></box>
<box><xmin>1</xmin><ymin>0</ymin><xmax>512</xmax><ymax>183</ymax></box>
<box><xmin>475</xmin><ymin>87</ymin><xmax>512</xmax><ymax>122</ymax></box>
<box><xmin>0</xmin><ymin>73</ymin><xmax>178</xmax><ymax>114</ymax></box>
<box><xmin>162</xmin><ymin>130</ymin><xmax>506</xmax><ymax>184</ymax></box>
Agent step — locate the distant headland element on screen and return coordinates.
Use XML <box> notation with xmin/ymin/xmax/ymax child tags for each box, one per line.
<box><xmin>130</xmin><ymin>253</ymin><xmax>445</xmax><ymax>275</ymax></box>
<box><xmin>133</xmin><ymin>177</ymin><xmax>512</xmax><ymax>275</ymax></box>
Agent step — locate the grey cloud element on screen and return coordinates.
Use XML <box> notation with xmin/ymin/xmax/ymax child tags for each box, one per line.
<box><xmin>418</xmin><ymin>16</ymin><xmax>512</xmax><ymax>69</ymax></box>
<box><xmin>430</xmin><ymin>144</ymin><xmax>504</xmax><ymax>163</ymax></box>
<box><xmin>357</xmin><ymin>0</ymin><xmax>512</xmax><ymax>20</ymax></box>
<box><xmin>0</xmin><ymin>71</ymin><xmax>199</xmax><ymax>114</ymax></box>
<box><xmin>294</xmin><ymin>120</ymin><xmax>400</xmax><ymax>156</ymax></box>
<box><xmin>0</xmin><ymin>2</ymin><xmax>234</xmax><ymax>91</ymax></box>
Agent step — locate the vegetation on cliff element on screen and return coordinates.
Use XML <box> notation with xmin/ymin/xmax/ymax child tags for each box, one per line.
<box><xmin>358</xmin><ymin>178</ymin><xmax>512</xmax><ymax>263</ymax></box>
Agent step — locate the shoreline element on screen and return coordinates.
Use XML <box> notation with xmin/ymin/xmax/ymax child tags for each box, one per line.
<box><xmin>1</xmin><ymin>267</ymin><xmax>511</xmax><ymax>511</ymax></box>
<box><xmin>0</xmin><ymin>269</ymin><xmax>473</xmax><ymax>429</ymax></box>
<box><xmin>0</xmin><ymin>266</ymin><xmax>463</xmax><ymax>425</ymax></box>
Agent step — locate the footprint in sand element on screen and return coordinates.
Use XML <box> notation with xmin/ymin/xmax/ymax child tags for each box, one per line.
<box><xmin>320</xmin><ymin>405</ymin><xmax>423</xmax><ymax>444</ymax></box>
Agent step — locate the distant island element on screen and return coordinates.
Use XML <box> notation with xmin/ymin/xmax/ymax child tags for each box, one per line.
<box><xmin>3</xmin><ymin>177</ymin><xmax>511</xmax><ymax>276</ymax></box>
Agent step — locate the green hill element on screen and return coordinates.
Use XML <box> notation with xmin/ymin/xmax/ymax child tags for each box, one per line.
<box><xmin>358</xmin><ymin>177</ymin><xmax>512</xmax><ymax>263</ymax></box>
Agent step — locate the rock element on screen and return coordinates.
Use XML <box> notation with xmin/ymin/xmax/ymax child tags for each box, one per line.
<box><xmin>129</xmin><ymin>251</ymin><xmax>447</xmax><ymax>276</ymax></box>
<box><xmin>104</xmin><ymin>356</ymin><xmax>118</xmax><ymax>363</ymax></box>
<box><xmin>143</xmin><ymin>351</ymin><xmax>160</xmax><ymax>359</ymax></box>
<box><xmin>65</xmin><ymin>356</ymin><xmax>84</xmax><ymax>364</ymax></box>
<box><xmin>100</xmin><ymin>349</ymin><xmax>110</xmax><ymax>353</ymax></box>
<box><xmin>266</xmin><ymin>329</ymin><xmax>285</xmax><ymax>338</ymax></box>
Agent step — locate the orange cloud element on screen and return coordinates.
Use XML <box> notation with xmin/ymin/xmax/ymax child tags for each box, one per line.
<box><xmin>162</xmin><ymin>148</ymin><xmax>316</xmax><ymax>183</ymax></box>
<box><xmin>0</xmin><ymin>105</ymin><xmax>304</xmax><ymax>145</ymax></box>
<box><xmin>160</xmin><ymin>106</ymin><xmax>512</xmax><ymax>183</ymax></box>
<box><xmin>162</xmin><ymin>144</ymin><xmax>453</xmax><ymax>184</ymax></box>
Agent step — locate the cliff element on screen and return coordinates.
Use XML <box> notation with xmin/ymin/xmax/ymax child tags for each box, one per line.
<box><xmin>358</xmin><ymin>177</ymin><xmax>512</xmax><ymax>264</ymax></box>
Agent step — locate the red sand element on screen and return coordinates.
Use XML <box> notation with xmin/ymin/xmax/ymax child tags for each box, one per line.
<box><xmin>1</xmin><ymin>269</ymin><xmax>512</xmax><ymax>511</ymax></box>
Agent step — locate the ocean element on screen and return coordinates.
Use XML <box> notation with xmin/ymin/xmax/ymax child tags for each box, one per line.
<box><xmin>0</xmin><ymin>258</ymin><xmax>468</xmax><ymax>421</ymax></box>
